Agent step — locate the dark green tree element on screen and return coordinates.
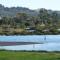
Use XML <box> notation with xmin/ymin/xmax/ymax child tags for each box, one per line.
<box><xmin>38</xmin><ymin>8</ymin><xmax>48</xmax><ymax>24</ymax></box>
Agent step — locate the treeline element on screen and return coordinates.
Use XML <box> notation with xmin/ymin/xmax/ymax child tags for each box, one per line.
<box><xmin>0</xmin><ymin>8</ymin><xmax>60</xmax><ymax>35</ymax></box>
<box><xmin>0</xmin><ymin>4</ymin><xmax>37</xmax><ymax>17</ymax></box>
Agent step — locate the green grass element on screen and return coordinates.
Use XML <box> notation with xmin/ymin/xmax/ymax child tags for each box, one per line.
<box><xmin>0</xmin><ymin>51</ymin><xmax>60</xmax><ymax>60</ymax></box>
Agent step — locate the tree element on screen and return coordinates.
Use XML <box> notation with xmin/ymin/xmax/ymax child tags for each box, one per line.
<box><xmin>51</xmin><ymin>11</ymin><xmax>58</xmax><ymax>25</ymax></box>
<box><xmin>16</xmin><ymin>13</ymin><xmax>28</xmax><ymax>22</ymax></box>
<box><xmin>2</xmin><ymin>17</ymin><xmax>8</xmax><ymax>24</ymax></box>
<box><xmin>38</xmin><ymin>8</ymin><xmax>48</xmax><ymax>24</ymax></box>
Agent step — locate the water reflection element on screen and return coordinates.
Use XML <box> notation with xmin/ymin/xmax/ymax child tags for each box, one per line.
<box><xmin>0</xmin><ymin>43</ymin><xmax>60</xmax><ymax>51</ymax></box>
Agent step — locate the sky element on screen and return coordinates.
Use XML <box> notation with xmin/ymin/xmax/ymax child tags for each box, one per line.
<box><xmin>0</xmin><ymin>0</ymin><xmax>60</xmax><ymax>10</ymax></box>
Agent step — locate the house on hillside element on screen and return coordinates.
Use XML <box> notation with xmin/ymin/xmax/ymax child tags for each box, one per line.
<box><xmin>25</xmin><ymin>27</ymin><xmax>36</xmax><ymax>32</ymax></box>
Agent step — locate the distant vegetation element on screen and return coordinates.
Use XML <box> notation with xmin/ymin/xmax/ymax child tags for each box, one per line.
<box><xmin>0</xmin><ymin>4</ymin><xmax>37</xmax><ymax>17</ymax></box>
<box><xmin>0</xmin><ymin>4</ymin><xmax>60</xmax><ymax>35</ymax></box>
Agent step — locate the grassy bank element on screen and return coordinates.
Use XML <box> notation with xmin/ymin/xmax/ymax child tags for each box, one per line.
<box><xmin>0</xmin><ymin>51</ymin><xmax>60</xmax><ymax>60</ymax></box>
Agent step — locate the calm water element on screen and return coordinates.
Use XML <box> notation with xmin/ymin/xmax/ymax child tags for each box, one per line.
<box><xmin>0</xmin><ymin>35</ymin><xmax>60</xmax><ymax>51</ymax></box>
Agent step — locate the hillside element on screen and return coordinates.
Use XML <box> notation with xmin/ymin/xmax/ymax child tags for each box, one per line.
<box><xmin>0</xmin><ymin>4</ymin><xmax>38</xmax><ymax>17</ymax></box>
<box><xmin>0</xmin><ymin>4</ymin><xmax>60</xmax><ymax>35</ymax></box>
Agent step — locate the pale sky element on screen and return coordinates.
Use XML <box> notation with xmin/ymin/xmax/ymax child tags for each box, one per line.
<box><xmin>0</xmin><ymin>0</ymin><xmax>60</xmax><ymax>10</ymax></box>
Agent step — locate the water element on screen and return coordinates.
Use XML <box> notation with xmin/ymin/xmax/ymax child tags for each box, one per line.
<box><xmin>0</xmin><ymin>35</ymin><xmax>60</xmax><ymax>51</ymax></box>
